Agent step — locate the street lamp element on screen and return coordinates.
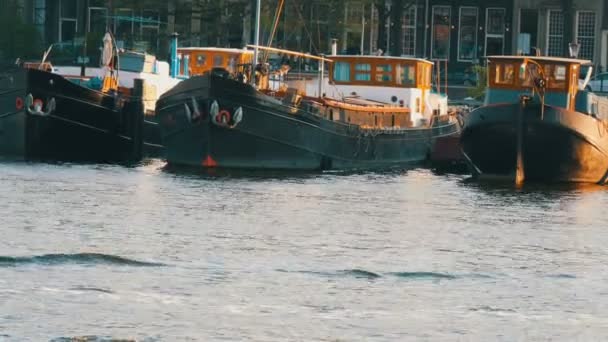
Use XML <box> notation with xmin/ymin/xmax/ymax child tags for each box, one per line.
<box><xmin>569</xmin><ymin>41</ymin><xmax>580</xmax><ymax>58</ymax></box>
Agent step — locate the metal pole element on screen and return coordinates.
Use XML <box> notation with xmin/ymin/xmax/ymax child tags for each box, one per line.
<box><xmin>423</xmin><ymin>0</ymin><xmax>429</xmax><ymax>58</ymax></box>
<box><xmin>318</xmin><ymin>55</ymin><xmax>324</xmax><ymax>97</ymax></box>
<box><xmin>360</xmin><ymin>3</ymin><xmax>365</xmax><ymax>55</ymax></box>
<box><xmin>251</xmin><ymin>0</ymin><xmax>261</xmax><ymax>86</ymax></box>
<box><xmin>369</xmin><ymin>4</ymin><xmax>374</xmax><ymax>54</ymax></box>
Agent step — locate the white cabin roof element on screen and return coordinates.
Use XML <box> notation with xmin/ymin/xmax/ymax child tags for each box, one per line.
<box><xmin>329</xmin><ymin>55</ymin><xmax>434</xmax><ymax>65</ymax></box>
<box><xmin>487</xmin><ymin>55</ymin><xmax>592</xmax><ymax>65</ymax></box>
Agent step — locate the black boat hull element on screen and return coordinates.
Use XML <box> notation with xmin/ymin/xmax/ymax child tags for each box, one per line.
<box><xmin>0</xmin><ymin>68</ymin><xmax>27</xmax><ymax>157</ymax></box>
<box><xmin>157</xmin><ymin>74</ymin><xmax>460</xmax><ymax>170</ymax></box>
<box><xmin>460</xmin><ymin>103</ymin><xmax>608</xmax><ymax>183</ymax></box>
<box><xmin>0</xmin><ymin>68</ymin><xmax>143</xmax><ymax>163</ymax></box>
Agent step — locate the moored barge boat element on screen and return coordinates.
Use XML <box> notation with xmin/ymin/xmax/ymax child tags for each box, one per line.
<box><xmin>156</xmin><ymin>42</ymin><xmax>460</xmax><ymax>170</ymax></box>
<box><xmin>52</xmin><ymin>50</ymin><xmax>181</xmax><ymax>157</ymax></box>
<box><xmin>461</xmin><ymin>55</ymin><xmax>608</xmax><ymax>184</ymax></box>
<box><xmin>0</xmin><ymin>33</ymin><xmax>146</xmax><ymax>163</ymax></box>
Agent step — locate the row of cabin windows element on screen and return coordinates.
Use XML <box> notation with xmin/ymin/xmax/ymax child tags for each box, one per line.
<box><xmin>333</xmin><ymin>62</ymin><xmax>420</xmax><ymax>87</ymax></box>
<box><xmin>492</xmin><ymin>62</ymin><xmax>569</xmax><ymax>90</ymax></box>
<box><xmin>181</xmin><ymin>53</ymin><xmax>240</xmax><ymax>70</ymax></box>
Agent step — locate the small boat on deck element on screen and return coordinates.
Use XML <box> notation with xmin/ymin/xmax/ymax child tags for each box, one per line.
<box><xmin>155</xmin><ymin>41</ymin><xmax>460</xmax><ymax>170</ymax></box>
<box><xmin>0</xmin><ymin>33</ymin><xmax>147</xmax><ymax>163</ymax></box>
<box><xmin>460</xmin><ymin>55</ymin><xmax>608</xmax><ymax>184</ymax></box>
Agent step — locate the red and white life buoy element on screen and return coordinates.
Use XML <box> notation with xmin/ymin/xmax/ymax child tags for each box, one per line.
<box><xmin>217</xmin><ymin>109</ymin><xmax>231</xmax><ymax>125</ymax></box>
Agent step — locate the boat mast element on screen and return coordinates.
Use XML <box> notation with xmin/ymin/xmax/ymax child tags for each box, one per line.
<box><xmin>251</xmin><ymin>0</ymin><xmax>261</xmax><ymax>86</ymax></box>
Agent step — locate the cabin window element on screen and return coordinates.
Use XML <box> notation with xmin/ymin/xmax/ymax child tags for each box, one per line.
<box><xmin>376</xmin><ymin>64</ymin><xmax>393</xmax><ymax>82</ymax></box>
<box><xmin>214</xmin><ymin>55</ymin><xmax>224</xmax><ymax>67</ymax></box>
<box><xmin>519</xmin><ymin>63</ymin><xmax>539</xmax><ymax>87</ymax></box>
<box><xmin>354</xmin><ymin>63</ymin><xmax>371</xmax><ymax>81</ymax></box>
<box><xmin>229</xmin><ymin>56</ymin><xmax>237</xmax><ymax>70</ymax></box>
<box><xmin>334</xmin><ymin>62</ymin><xmax>351</xmax><ymax>82</ymax></box>
<box><xmin>494</xmin><ymin>63</ymin><xmax>515</xmax><ymax>85</ymax></box>
<box><xmin>196</xmin><ymin>55</ymin><xmax>206</xmax><ymax>66</ymax></box>
<box><xmin>397</xmin><ymin>64</ymin><xmax>416</xmax><ymax>86</ymax></box>
<box><xmin>545</xmin><ymin>64</ymin><xmax>568</xmax><ymax>89</ymax></box>
<box><xmin>520</xmin><ymin>63</ymin><xmax>568</xmax><ymax>90</ymax></box>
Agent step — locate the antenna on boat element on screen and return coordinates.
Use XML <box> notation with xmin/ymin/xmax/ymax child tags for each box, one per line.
<box><xmin>251</xmin><ymin>0</ymin><xmax>261</xmax><ymax>87</ymax></box>
<box><xmin>40</xmin><ymin>45</ymin><xmax>53</xmax><ymax>69</ymax></box>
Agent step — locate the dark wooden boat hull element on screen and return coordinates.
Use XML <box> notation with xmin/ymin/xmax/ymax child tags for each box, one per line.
<box><xmin>460</xmin><ymin>103</ymin><xmax>608</xmax><ymax>183</ymax></box>
<box><xmin>143</xmin><ymin>116</ymin><xmax>164</xmax><ymax>158</ymax></box>
<box><xmin>0</xmin><ymin>68</ymin><xmax>143</xmax><ymax>163</ymax></box>
<box><xmin>0</xmin><ymin>67</ymin><xmax>27</xmax><ymax>157</ymax></box>
<box><xmin>157</xmin><ymin>74</ymin><xmax>460</xmax><ymax>170</ymax></box>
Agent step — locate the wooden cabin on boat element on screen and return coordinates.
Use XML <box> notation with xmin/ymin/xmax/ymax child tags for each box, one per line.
<box><xmin>176</xmin><ymin>47</ymin><xmax>253</xmax><ymax>77</ymax></box>
<box><xmin>318</xmin><ymin>55</ymin><xmax>447</xmax><ymax>127</ymax></box>
<box><xmin>484</xmin><ymin>56</ymin><xmax>608</xmax><ymax>118</ymax></box>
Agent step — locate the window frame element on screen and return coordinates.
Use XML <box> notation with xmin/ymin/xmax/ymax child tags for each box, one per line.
<box><xmin>457</xmin><ymin>6</ymin><xmax>478</xmax><ymax>62</ymax></box>
<box><xmin>401</xmin><ymin>5</ymin><xmax>417</xmax><ymax>57</ymax></box>
<box><xmin>575</xmin><ymin>10</ymin><xmax>596</xmax><ymax>60</ymax></box>
<box><xmin>484</xmin><ymin>7</ymin><xmax>506</xmax><ymax>56</ymax></box>
<box><xmin>58</xmin><ymin>0</ymin><xmax>78</xmax><ymax>43</ymax></box>
<box><xmin>87</xmin><ymin>6</ymin><xmax>108</xmax><ymax>33</ymax></box>
<box><xmin>546</xmin><ymin>9</ymin><xmax>564</xmax><ymax>57</ymax></box>
<box><xmin>431</xmin><ymin>5</ymin><xmax>451</xmax><ymax>61</ymax></box>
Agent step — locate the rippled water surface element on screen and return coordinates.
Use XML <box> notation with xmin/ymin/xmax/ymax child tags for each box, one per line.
<box><xmin>2</xmin><ymin>160</ymin><xmax>608</xmax><ymax>341</ymax></box>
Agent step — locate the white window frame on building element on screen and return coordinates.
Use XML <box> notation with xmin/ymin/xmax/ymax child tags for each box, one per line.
<box><xmin>58</xmin><ymin>0</ymin><xmax>78</xmax><ymax>43</ymax></box>
<box><xmin>401</xmin><ymin>5</ymin><xmax>417</xmax><ymax>57</ymax></box>
<box><xmin>484</xmin><ymin>7</ymin><xmax>506</xmax><ymax>56</ymax></box>
<box><xmin>457</xmin><ymin>6</ymin><xmax>478</xmax><ymax>62</ymax></box>
<box><xmin>87</xmin><ymin>6</ymin><xmax>108</xmax><ymax>33</ymax></box>
<box><xmin>431</xmin><ymin>5</ymin><xmax>451</xmax><ymax>60</ymax></box>
<box><xmin>575</xmin><ymin>11</ymin><xmax>596</xmax><ymax>60</ymax></box>
<box><xmin>114</xmin><ymin>8</ymin><xmax>135</xmax><ymax>35</ymax></box>
<box><xmin>140</xmin><ymin>9</ymin><xmax>160</xmax><ymax>35</ymax></box>
<box><xmin>139</xmin><ymin>9</ymin><xmax>161</xmax><ymax>52</ymax></box>
<box><xmin>546</xmin><ymin>9</ymin><xmax>564</xmax><ymax>57</ymax></box>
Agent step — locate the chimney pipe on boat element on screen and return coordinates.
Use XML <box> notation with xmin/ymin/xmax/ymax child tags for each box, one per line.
<box><xmin>251</xmin><ymin>0</ymin><xmax>261</xmax><ymax>87</ymax></box>
<box><xmin>331</xmin><ymin>38</ymin><xmax>338</xmax><ymax>55</ymax></box>
<box><xmin>170</xmin><ymin>32</ymin><xmax>180</xmax><ymax>78</ymax></box>
<box><xmin>318</xmin><ymin>55</ymin><xmax>325</xmax><ymax>98</ymax></box>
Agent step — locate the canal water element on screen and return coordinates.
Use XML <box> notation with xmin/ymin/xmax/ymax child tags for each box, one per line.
<box><xmin>1</xmin><ymin>160</ymin><xmax>608</xmax><ymax>341</ymax></box>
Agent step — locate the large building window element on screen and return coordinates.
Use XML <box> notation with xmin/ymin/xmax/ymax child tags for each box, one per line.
<box><xmin>140</xmin><ymin>9</ymin><xmax>160</xmax><ymax>52</ymax></box>
<box><xmin>33</xmin><ymin>0</ymin><xmax>46</xmax><ymax>36</ymax></box>
<box><xmin>401</xmin><ymin>5</ymin><xmax>416</xmax><ymax>56</ymax></box>
<box><xmin>576</xmin><ymin>11</ymin><xmax>596</xmax><ymax>60</ymax></box>
<box><xmin>485</xmin><ymin>8</ymin><xmax>505</xmax><ymax>56</ymax></box>
<box><xmin>458</xmin><ymin>7</ymin><xmax>478</xmax><ymax>61</ymax></box>
<box><xmin>58</xmin><ymin>0</ymin><xmax>77</xmax><ymax>42</ymax></box>
<box><xmin>88</xmin><ymin>7</ymin><xmax>107</xmax><ymax>34</ymax></box>
<box><xmin>547</xmin><ymin>10</ymin><xmax>564</xmax><ymax>56</ymax></box>
<box><xmin>114</xmin><ymin>8</ymin><xmax>135</xmax><ymax>49</ymax></box>
<box><xmin>431</xmin><ymin>6</ymin><xmax>451</xmax><ymax>60</ymax></box>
